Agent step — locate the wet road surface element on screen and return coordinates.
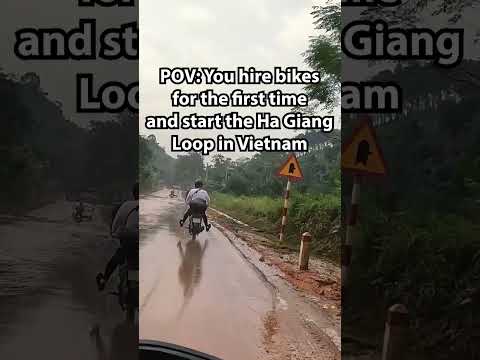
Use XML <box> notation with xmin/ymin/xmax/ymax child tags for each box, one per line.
<box><xmin>139</xmin><ymin>190</ymin><xmax>275</xmax><ymax>360</ymax></box>
<box><xmin>0</xmin><ymin>201</ymin><xmax>136</xmax><ymax>359</ymax></box>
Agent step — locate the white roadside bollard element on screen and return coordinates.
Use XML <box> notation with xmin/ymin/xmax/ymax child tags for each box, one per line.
<box><xmin>381</xmin><ymin>303</ymin><xmax>409</xmax><ymax>360</ymax></box>
<box><xmin>299</xmin><ymin>232</ymin><xmax>312</xmax><ymax>271</ymax></box>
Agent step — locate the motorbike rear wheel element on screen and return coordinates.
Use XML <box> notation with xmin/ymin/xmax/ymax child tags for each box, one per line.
<box><xmin>189</xmin><ymin>217</ymin><xmax>204</xmax><ymax>241</ymax></box>
<box><xmin>118</xmin><ymin>269</ymin><xmax>138</xmax><ymax>324</ymax></box>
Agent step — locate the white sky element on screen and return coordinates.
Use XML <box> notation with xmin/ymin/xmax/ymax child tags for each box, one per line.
<box><xmin>140</xmin><ymin>0</ymin><xmax>340</xmax><ymax>159</ymax></box>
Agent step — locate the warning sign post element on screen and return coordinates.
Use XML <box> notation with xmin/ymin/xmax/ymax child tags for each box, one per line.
<box><xmin>276</xmin><ymin>153</ymin><xmax>304</xmax><ymax>181</ymax></box>
<box><xmin>341</xmin><ymin>119</ymin><xmax>387</xmax><ymax>176</ymax></box>
<box><xmin>341</xmin><ymin>116</ymin><xmax>387</xmax><ymax>292</ymax></box>
<box><xmin>276</xmin><ymin>153</ymin><xmax>303</xmax><ymax>242</ymax></box>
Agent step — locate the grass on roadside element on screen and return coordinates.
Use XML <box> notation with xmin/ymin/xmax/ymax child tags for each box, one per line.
<box><xmin>211</xmin><ymin>192</ymin><xmax>340</xmax><ymax>263</ymax></box>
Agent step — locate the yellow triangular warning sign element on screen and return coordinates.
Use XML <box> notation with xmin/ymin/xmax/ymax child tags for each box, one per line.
<box><xmin>277</xmin><ymin>153</ymin><xmax>304</xmax><ymax>180</ymax></box>
<box><xmin>342</xmin><ymin>120</ymin><xmax>387</xmax><ymax>176</ymax></box>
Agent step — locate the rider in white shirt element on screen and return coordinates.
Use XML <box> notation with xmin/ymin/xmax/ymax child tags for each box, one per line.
<box><xmin>179</xmin><ymin>179</ymin><xmax>211</xmax><ymax>231</ymax></box>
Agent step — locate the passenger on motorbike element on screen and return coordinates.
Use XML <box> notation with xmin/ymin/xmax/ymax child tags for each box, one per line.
<box><xmin>97</xmin><ymin>182</ymin><xmax>139</xmax><ymax>293</ymax></box>
<box><xmin>179</xmin><ymin>180</ymin><xmax>211</xmax><ymax>232</ymax></box>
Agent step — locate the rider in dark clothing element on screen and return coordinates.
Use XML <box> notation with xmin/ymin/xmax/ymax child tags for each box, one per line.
<box><xmin>97</xmin><ymin>182</ymin><xmax>139</xmax><ymax>293</ymax></box>
<box><xmin>99</xmin><ymin>236</ymin><xmax>139</xmax><ymax>288</ymax></box>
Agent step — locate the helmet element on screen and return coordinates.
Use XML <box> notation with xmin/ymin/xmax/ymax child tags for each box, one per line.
<box><xmin>194</xmin><ymin>179</ymin><xmax>203</xmax><ymax>188</ymax></box>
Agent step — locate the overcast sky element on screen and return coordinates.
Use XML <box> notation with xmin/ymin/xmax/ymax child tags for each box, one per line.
<box><xmin>140</xmin><ymin>0</ymin><xmax>340</xmax><ymax>159</ymax></box>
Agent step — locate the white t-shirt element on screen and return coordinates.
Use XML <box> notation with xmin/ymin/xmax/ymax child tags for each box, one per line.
<box><xmin>186</xmin><ymin>188</ymin><xmax>210</xmax><ymax>206</ymax></box>
<box><xmin>111</xmin><ymin>200</ymin><xmax>139</xmax><ymax>237</ymax></box>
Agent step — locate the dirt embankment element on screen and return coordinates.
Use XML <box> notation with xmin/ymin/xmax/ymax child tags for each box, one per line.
<box><xmin>209</xmin><ymin>208</ymin><xmax>341</xmax><ymax>316</ymax></box>
<box><xmin>210</xmin><ymin>208</ymin><xmax>341</xmax><ymax>360</ymax></box>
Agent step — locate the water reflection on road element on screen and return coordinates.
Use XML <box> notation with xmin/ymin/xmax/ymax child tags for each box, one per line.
<box><xmin>0</xmin><ymin>201</ymin><xmax>135</xmax><ymax>359</ymax></box>
<box><xmin>140</xmin><ymin>190</ymin><xmax>274</xmax><ymax>360</ymax></box>
<box><xmin>177</xmin><ymin>238</ymin><xmax>208</xmax><ymax>315</ymax></box>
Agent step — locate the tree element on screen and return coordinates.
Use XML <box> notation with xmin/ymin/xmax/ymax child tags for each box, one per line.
<box><xmin>139</xmin><ymin>134</ymin><xmax>175</xmax><ymax>189</ymax></box>
<box><xmin>86</xmin><ymin>111</ymin><xmax>138</xmax><ymax>199</ymax></box>
<box><xmin>174</xmin><ymin>153</ymin><xmax>204</xmax><ymax>186</ymax></box>
<box><xmin>361</xmin><ymin>0</ymin><xmax>480</xmax><ymax>26</ymax></box>
<box><xmin>303</xmin><ymin>2</ymin><xmax>341</xmax><ymax>110</ymax></box>
<box><xmin>203</xmin><ymin>129</ymin><xmax>340</xmax><ymax>198</ymax></box>
<box><xmin>0</xmin><ymin>71</ymin><xmax>89</xmax><ymax>207</ymax></box>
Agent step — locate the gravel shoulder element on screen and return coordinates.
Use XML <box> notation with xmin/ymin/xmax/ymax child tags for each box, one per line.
<box><xmin>209</xmin><ymin>207</ymin><xmax>341</xmax><ymax>360</ymax></box>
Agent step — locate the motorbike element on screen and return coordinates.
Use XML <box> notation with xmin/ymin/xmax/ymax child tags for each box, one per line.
<box><xmin>72</xmin><ymin>209</ymin><xmax>93</xmax><ymax>222</ymax></box>
<box><xmin>98</xmin><ymin>202</ymin><xmax>139</xmax><ymax>324</ymax></box>
<box><xmin>72</xmin><ymin>210</ymin><xmax>83</xmax><ymax>223</ymax></box>
<box><xmin>169</xmin><ymin>190</ymin><xmax>177</xmax><ymax>198</ymax></box>
<box><xmin>96</xmin><ymin>260</ymin><xmax>138</xmax><ymax>324</ymax></box>
<box><xmin>116</xmin><ymin>261</ymin><xmax>139</xmax><ymax>323</ymax></box>
<box><xmin>72</xmin><ymin>203</ymin><xmax>94</xmax><ymax>223</ymax></box>
<box><xmin>188</xmin><ymin>210</ymin><xmax>204</xmax><ymax>240</ymax></box>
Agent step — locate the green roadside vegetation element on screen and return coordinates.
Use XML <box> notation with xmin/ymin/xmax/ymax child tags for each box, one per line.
<box><xmin>345</xmin><ymin>88</ymin><xmax>480</xmax><ymax>357</ymax></box>
<box><xmin>139</xmin><ymin>134</ymin><xmax>175</xmax><ymax>192</ymax></box>
<box><xmin>210</xmin><ymin>192</ymin><xmax>340</xmax><ymax>262</ymax></box>
<box><xmin>204</xmin><ymin>137</ymin><xmax>341</xmax><ymax>262</ymax></box>
<box><xmin>0</xmin><ymin>71</ymin><xmax>138</xmax><ymax>211</ymax></box>
<box><xmin>341</xmin><ymin>4</ymin><xmax>480</xmax><ymax>359</ymax></box>
<box><xmin>292</xmin><ymin>3</ymin><xmax>480</xmax><ymax>356</ymax></box>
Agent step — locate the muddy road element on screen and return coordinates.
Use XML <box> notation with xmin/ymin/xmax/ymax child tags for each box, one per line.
<box><xmin>0</xmin><ymin>201</ymin><xmax>136</xmax><ymax>359</ymax></box>
<box><xmin>140</xmin><ymin>189</ymin><xmax>339</xmax><ymax>360</ymax></box>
